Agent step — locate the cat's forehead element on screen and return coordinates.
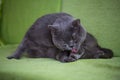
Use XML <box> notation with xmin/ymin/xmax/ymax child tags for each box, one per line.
<box><xmin>51</xmin><ymin>24</ymin><xmax>71</xmax><ymax>32</ymax></box>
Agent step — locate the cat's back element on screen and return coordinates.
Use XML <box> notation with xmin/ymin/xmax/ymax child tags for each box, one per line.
<box><xmin>33</xmin><ymin>13</ymin><xmax>73</xmax><ymax>27</ymax></box>
<box><xmin>26</xmin><ymin>13</ymin><xmax>73</xmax><ymax>37</ymax></box>
<box><xmin>26</xmin><ymin>13</ymin><xmax>73</xmax><ymax>42</ymax></box>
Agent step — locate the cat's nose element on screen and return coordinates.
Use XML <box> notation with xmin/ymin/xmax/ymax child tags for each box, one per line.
<box><xmin>70</xmin><ymin>45</ymin><xmax>73</xmax><ymax>48</ymax></box>
<box><xmin>69</xmin><ymin>43</ymin><xmax>74</xmax><ymax>48</ymax></box>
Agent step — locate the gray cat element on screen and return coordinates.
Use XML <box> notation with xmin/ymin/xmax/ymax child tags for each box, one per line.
<box><xmin>7</xmin><ymin>13</ymin><xmax>113</xmax><ymax>62</ymax></box>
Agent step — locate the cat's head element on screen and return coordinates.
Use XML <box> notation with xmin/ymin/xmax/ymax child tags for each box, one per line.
<box><xmin>48</xmin><ymin>19</ymin><xmax>87</xmax><ymax>52</ymax></box>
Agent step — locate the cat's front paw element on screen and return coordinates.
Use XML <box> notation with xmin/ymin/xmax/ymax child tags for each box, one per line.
<box><xmin>63</xmin><ymin>53</ymin><xmax>83</xmax><ymax>62</ymax></box>
<box><xmin>63</xmin><ymin>57</ymin><xmax>76</xmax><ymax>62</ymax></box>
<box><xmin>59</xmin><ymin>55</ymin><xmax>77</xmax><ymax>63</ymax></box>
<box><xmin>56</xmin><ymin>53</ymin><xmax>76</xmax><ymax>63</ymax></box>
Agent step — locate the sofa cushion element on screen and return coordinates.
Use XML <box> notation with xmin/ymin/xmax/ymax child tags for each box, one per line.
<box><xmin>0</xmin><ymin>45</ymin><xmax>120</xmax><ymax>80</ymax></box>
<box><xmin>1</xmin><ymin>0</ymin><xmax>61</xmax><ymax>44</ymax></box>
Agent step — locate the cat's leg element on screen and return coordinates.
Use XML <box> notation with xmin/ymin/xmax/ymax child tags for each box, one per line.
<box><xmin>7</xmin><ymin>43</ymin><xmax>26</xmax><ymax>59</ymax></box>
<box><xmin>7</xmin><ymin>38</ymin><xmax>27</xmax><ymax>59</ymax></box>
<box><xmin>56</xmin><ymin>51</ymin><xmax>69</xmax><ymax>62</ymax></box>
<box><xmin>83</xmin><ymin>33</ymin><xmax>113</xmax><ymax>59</ymax></box>
<box><xmin>93</xmin><ymin>45</ymin><xmax>113</xmax><ymax>59</ymax></box>
<box><xmin>94</xmin><ymin>48</ymin><xmax>113</xmax><ymax>59</ymax></box>
<box><xmin>56</xmin><ymin>51</ymin><xmax>82</xmax><ymax>62</ymax></box>
<box><xmin>56</xmin><ymin>48</ymin><xmax>85</xmax><ymax>62</ymax></box>
<box><xmin>27</xmin><ymin>49</ymin><xmax>47</xmax><ymax>58</ymax></box>
<box><xmin>56</xmin><ymin>51</ymin><xmax>75</xmax><ymax>62</ymax></box>
<box><xmin>27</xmin><ymin>49</ymin><xmax>38</xmax><ymax>58</ymax></box>
<box><xmin>101</xmin><ymin>48</ymin><xmax>113</xmax><ymax>58</ymax></box>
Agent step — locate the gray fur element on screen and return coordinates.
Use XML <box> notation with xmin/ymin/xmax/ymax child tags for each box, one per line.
<box><xmin>7</xmin><ymin>13</ymin><xmax>113</xmax><ymax>62</ymax></box>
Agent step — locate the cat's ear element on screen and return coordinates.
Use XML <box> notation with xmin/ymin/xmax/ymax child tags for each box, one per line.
<box><xmin>48</xmin><ymin>25</ymin><xmax>58</xmax><ymax>32</ymax></box>
<box><xmin>72</xmin><ymin>19</ymin><xmax>80</xmax><ymax>27</ymax></box>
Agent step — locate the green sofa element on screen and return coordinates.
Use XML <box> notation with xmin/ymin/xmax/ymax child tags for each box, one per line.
<box><xmin>0</xmin><ymin>0</ymin><xmax>120</xmax><ymax>80</ymax></box>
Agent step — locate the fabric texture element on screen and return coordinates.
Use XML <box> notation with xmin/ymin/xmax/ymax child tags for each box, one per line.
<box><xmin>0</xmin><ymin>45</ymin><xmax>120</xmax><ymax>80</ymax></box>
<box><xmin>1</xmin><ymin>0</ymin><xmax>61</xmax><ymax>44</ymax></box>
<box><xmin>0</xmin><ymin>0</ymin><xmax>120</xmax><ymax>80</ymax></box>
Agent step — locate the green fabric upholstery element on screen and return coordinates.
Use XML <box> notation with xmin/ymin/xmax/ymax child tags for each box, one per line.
<box><xmin>0</xmin><ymin>0</ymin><xmax>120</xmax><ymax>80</ymax></box>
<box><xmin>1</xmin><ymin>0</ymin><xmax>61</xmax><ymax>44</ymax></box>
<box><xmin>0</xmin><ymin>0</ymin><xmax>3</xmax><ymax>46</ymax></box>
<box><xmin>0</xmin><ymin>45</ymin><xmax>120</xmax><ymax>80</ymax></box>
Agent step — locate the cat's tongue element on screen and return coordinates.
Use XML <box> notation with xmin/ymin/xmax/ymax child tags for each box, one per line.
<box><xmin>71</xmin><ymin>48</ymin><xmax>77</xmax><ymax>53</ymax></box>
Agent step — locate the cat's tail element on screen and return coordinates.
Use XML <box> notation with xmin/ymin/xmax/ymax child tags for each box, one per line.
<box><xmin>7</xmin><ymin>38</ymin><xmax>27</xmax><ymax>59</ymax></box>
